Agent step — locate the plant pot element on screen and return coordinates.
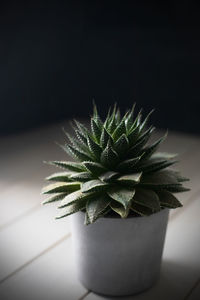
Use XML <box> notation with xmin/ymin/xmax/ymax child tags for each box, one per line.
<box><xmin>70</xmin><ymin>208</ymin><xmax>169</xmax><ymax>297</ymax></box>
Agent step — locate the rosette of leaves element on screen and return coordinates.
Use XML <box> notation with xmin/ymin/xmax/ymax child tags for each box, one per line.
<box><xmin>42</xmin><ymin>103</ymin><xmax>190</xmax><ymax>224</ymax></box>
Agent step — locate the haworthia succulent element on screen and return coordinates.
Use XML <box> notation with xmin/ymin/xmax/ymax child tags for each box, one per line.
<box><xmin>42</xmin><ymin>103</ymin><xmax>190</xmax><ymax>224</ymax></box>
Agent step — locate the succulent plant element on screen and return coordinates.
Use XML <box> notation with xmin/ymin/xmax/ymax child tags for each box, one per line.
<box><xmin>42</xmin><ymin>103</ymin><xmax>190</xmax><ymax>224</ymax></box>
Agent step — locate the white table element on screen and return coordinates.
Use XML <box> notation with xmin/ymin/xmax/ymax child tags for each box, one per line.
<box><xmin>0</xmin><ymin>121</ymin><xmax>200</xmax><ymax>300</ymax></box>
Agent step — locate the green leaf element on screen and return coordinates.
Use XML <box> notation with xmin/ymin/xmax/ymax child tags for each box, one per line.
<box><xmin>140</xmin><ymin>132</ymin><xmax>168</xmax><ymax>161</ymax></box>
<box><xmin>75</xmin><ymin>129</ymin><xmax>88</xmax><ymax>145</ymax></box>
<box><xmin>107</xmin><ymin>117</ymin><xmax>116</xmax><ymax>134</ymax></box>
<box><xmin>99</xmin><ymin>171</ymin><xmax>119</xmax><ymax>182</ymax></box>
<box><xmin>110</xmin><ymin>201</ymin><xmax>129</xmax><ymax>218</ymax></box>
<box><xmin>118</xmin><ymin>172</ymin><xmax>142</xmax><ymax>185</ymax></box>
<box><xmin>138</xmin><ymin>159</ymin><xmax>177</xmax><ymax>173</ymax></box>
<box><xmin>108</xmin><ymin>188</ymin><xmax>135</xmax><ymax>209</ymax></box>
<box><xmin>103</xmin><ymin>107</ymin><xmax>111</xmax><ymax>129</ymax></box>
<box><xmin>117</xmin><ymin>157</ymin><xmax>141</xmax><ymax>172</ymax></box>
<box><xmin>112</xmin><ymin>117</ymin><xmax>126</xmax><ymax>141</ymax></box>
<box><xmin>129</xmin><ymin>109</ymin><xmax>142</xmax><ymax>131</ymax></box>
<box><xmin>86</xmin><ymin>195</ymin><xmax>111</xmax><ymax>224</ymax></box>
<box><xmin>91</xmin><ymin>119</ymin><xmax>101</xmax><ymax>143</ymax></box>
<box><xmin>83</xmin><ymin>161</ymin><xmax>107</xmax><ymax>175</ymax></box>
<box><xmin>55</xmin><ymin>201</ymin><xmax>86</xmax><ymax>219</ymax></box>
<box><xmin>59</xmin><ymin>190</ymin><xmax>94</xmax><ymax>208</ymax></box>
<box><xmin>128</xmin><ymin>133</ymin><xmax>150</xmax><ymax>157</ymax></box>
<box><xmin>164</xmin><ymin>185</ymin><xmax>190</xmax><ymax>193</ymax></box>
<box><xmin>115</xmin><ymin>108</ymin><xmax>121</xmax><ymax>125</ymax></box>
<box><xmin>107</xmin><ymin>119</ymin><xmax>116</xmax><ymax>135</ymax></box>
<box><xmin>176</xmin><ymin>175</ymin><xmax>190</xmax><ymax>183</ymax></box>
<box><xmin>42</xmin><ymin>193</ymin><xmax>67</xmax><ymax>205</ymax></box>
<box><xmin>45</xmin><ymin>171</ymin><xmax>73</xmax><ymax>182</ymax></box>
<box><xmin>125</xmin><ymin>103</ymin><xmax>136</xmax><ymax>132</ymax></box>
<box><xmin>64</xmin><ymin>131</ymin><xmax>89</xmax><ymax>154</ymax></box>
<box><xmin>66</xmin><ymin>144</ymin><xmax>93</xmax><ymax>161</ymax></box>
<box><xmin>130</xmin><ymin>202</ymin><xmax>153</xmax><ymax>216</ymax></box>
<box><xmin>42</xmin><ymin>182</ymin><xmax>80</xmax><ymax>194</ymax></box>
<box><xmin>100</xmin><ymin>140</ymin><xmax>119</xmax><ymax>168</ymax></box>
<box><xmin>137</xmin><ymin>126</ymin><xmax>155</xmax><ymax>144</ymax></box>
<box><xmin>157</xmin><ymin>190</ymin><xmax>182</xmax><ymax>208</ymax></box>
<box><xmin>85</xmin><ymin>205</ymin><xmax>111</xmax><ymax>225</ymax></box>
<box><xmin>136</xmin><ymin>109</ymin><xmax>143</xmax><ymax>126</ymax></box>
<box><xmin>139</xmin><ymin>109</ymin><xmax>154</xmax><ymax>131</ymax></box>
<box><xmin>87</xmin><ymin>135</ymin><xmax>102</xmax><ymax>160</ymax></box>
<box><xmin>58</xmin><ymin>190</ymin><xmax>81</xmax><ymax>208</ymax></box>
<box><xmin>45</xmin><ymin>161</ymin><xmax>86</xmax><ymax>172</ymax></box>
<box><xmin>141</xmin><ymin>170</ymin><xmax>179</xmax><ymax>186</ymax></box>
<box><xmin>92</xmin><ymin>101</ymin><xmax>103</xmax><ymax>129</ymax></box>
<box><xmin>81</xmin><ymin>179</ymin><xmax>109</xmax><ymax>193</ymax></box>
<box><xmin>69</xmin><ymin>172</ymin><xmax>93</xmax><ymax>182</ymax></box>
<box><xmin>114</xmin><ymin>134</ymin><xmax>129</xmax><ymax>156</ymax></box>
<box><xmin>128</xmin><ymin>125</ymin><xmax>140</xmax><ymax>146</ymax></box>
<box><xmin>74</xmin><ymin>120</ymin><xmax>91</xmax><ymax>139</ymax></box>
<box><xmin>100</xmin><ymin>128</ymin><xmax>111</xmax><ymax>148</ymax></box>
<box><xmin>133</xmin><ymin>188</ymin><xmax>160</xmax><ymax>211</ymax></box>
<box><xmin>148</xmin><ymin>169</ymin><xmax>188</xmax><ymax>184</ymax></box>
<box><xmin>151</xmin><ymin>152</ymin><xmax>178</xmax><ymax>160</ymax></box>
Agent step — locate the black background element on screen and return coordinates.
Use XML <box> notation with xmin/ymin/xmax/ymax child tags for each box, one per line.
<box><xmin>0</xmin><ymin>1</ymin><xmax>200</xmax><ymax>136</ymax></box>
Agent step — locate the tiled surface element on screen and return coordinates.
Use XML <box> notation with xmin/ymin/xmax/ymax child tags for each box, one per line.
<box><xmin>0</xmin><ymin>122</ymin><xmax>200</xmax><ymax>300</ymax></box>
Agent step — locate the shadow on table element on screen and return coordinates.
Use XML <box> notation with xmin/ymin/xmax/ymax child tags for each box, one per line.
<box><xmin>91</xmin><ymin>259</ymin><xmax>200</xmax><ymax>300</ymax></box>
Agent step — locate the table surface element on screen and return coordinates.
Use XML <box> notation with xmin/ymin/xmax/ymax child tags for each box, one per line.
<box><xmin>0</xmin><ymin>121</ymin><xmax>200</xmax><ymax>300</ymax></box>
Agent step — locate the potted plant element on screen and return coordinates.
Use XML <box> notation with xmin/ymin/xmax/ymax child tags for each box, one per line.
<box><xmin>42</xmin><ymin>103</ymin><xmax>190</xmax><ymax>297</ymax></box>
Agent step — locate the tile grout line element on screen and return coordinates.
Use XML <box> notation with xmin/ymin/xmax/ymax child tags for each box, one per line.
<box><xmin>78</xmin><ymin>290</ymin><xmax>91</xmax><ymax>300</ymax></box>
<box><xmin>184</xmin><ymin>277</ymin><xmax>200</xmax><ymax>300</ymax></box>
<box><xmin>0</xmin><ymin>203</ymin><xmax>41</xmax><ymax>232</ymax></box>
<box><xmin>0</xmin><ymin>233</ymin><xmax>71</xmax><ymax>285</ymax></box>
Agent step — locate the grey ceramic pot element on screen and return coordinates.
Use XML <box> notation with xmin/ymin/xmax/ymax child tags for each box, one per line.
<box><xmin>70</xmin><ymin>209</ymin><xmax>169</xmax><ymax>297</ymax></box>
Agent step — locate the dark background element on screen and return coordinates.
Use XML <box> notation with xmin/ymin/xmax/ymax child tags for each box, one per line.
<box><xmin>0</xmin><ymin>1</ymin><xmax>200</xmax><ymax>136</ymax></box>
